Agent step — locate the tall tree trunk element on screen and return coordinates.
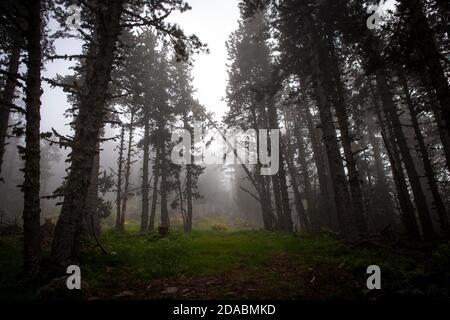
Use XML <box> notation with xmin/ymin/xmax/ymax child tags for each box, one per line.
<box><xmin>52</xmin><ymin>0</ymin><xmax>125</xmax><ymax>264</ymax></box>
<box><xmin>399</xmin><ymin>72</ymin><xmax>450</xmax><ymax>239</ymax></box>
<box><xmin>326</xmin><ymin>35</ymin><xmax>367</xmax><ymax>237</ymax></box>
<box><xmin>304</xmin><ymin>103</ymin><xmax>335</xmax><ymax>230</ymax></box>
<box><xmin>84</xmin><ymin>141</ymin><xmax>100</xmax><ymax>241</ymax></box>
<box><xmin>120</xmin><ymin>112</ymin><xmax>135</xmax><ymax>230</ymax></box>
<box><xmin>149</xmin><ymin>147</ymin><xmax>160</xmax><ymax>231</ymax></box>
<box><xmin>292</xmin><ymin>116</ymin><xmax>314</xmax><ymax>224</ymax></box>
<box><xmin>140</xmin><ymin>115</ymin><xmax>150</xmax><ymax>233</ymax></box>
<box><xmin>115</xmin><ymin>125</ymin><xmax>125</xmax><ymax>232</ymax></box>
<box><xmin>372</xmin><ymin>90</ymin><xmax>420</xmax><ymax>240</ymax></box>
<box><xmin>283</xmin><ymin>131</ymin><xmax>309</xmax><ymax>231</ymax></box>
<box><xmin>375</xmin><ymin>69</ymin><xmax>435</xmax><ymax>240</ymax></box>
<box><xmin>22</xmin><ymin>0</ymin><xmax>42</xmax><ymax>275</ymax></box>
<box><xmin>419</xmin><ymin>70</ymin><xmax>450</xmax><ymax>174</ymax></box>
<box><xmin>160</xmin><ymin>142</ymin><xmax>170</xmax><ymax>229</ymax></box>
<box><xmin>185</xmin><ymin>163</ymin><xmax>193</xmax><ymax>232</ymax></box>
<box><xmin>183</xmin><ymin>116</ymin><xmax>193</xmax><ymax>232</ymax></box>
<box><xmin>367</xmin><ymin>115</ymin><xmax>394</xmax><ymax>228</ymax></box>
<box><xmin>266</xmin><ymin>97</ymin><xmax>292</xmax><ymax>232</ymax></box>
<box><xmin>0</xmin><ymin>39</ymin><xmax>21</xmax><ymax>178</ymax></box>
<box><xmin>306</xmin><ymin>16</ymin><xmax>355</xmax><ymax>240</ymax></box>
<box><xmin>401</xmin><ymin>0</ymin><xmax>450</xmax><ymax>135</ymax></box>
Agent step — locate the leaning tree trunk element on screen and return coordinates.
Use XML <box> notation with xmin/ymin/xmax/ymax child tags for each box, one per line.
<box><xmin>266</xmin><ymin>96</ymin><xmax>292</xmax><ymax>232</ymax></box>
<box><xmin>419</xmin><ymin>69</ymin><xmax>450</xmax><ymax>174</ymax></box>
<box><xmin>120</xmin><ymin>112</ymin><xmax>135</xmax><ymax>230</ymax></box>
<box><xmin>375</xmin><ymin>69</ymin><xmax>435</xmax><ymax>241</ymax></box>
<box><xmin>293</xmin><ymin>116</ymin><xmax>314</xmax><ymax>225</ymax></box>
<box><xmin>115</xmin><ymin>125</ymin><xmax>125</xmax><ymax>232</ymax></box>
<box><xmin>306</xmin><ymin>16</ymin><xmax>356</xmax><ymax>240</ymax></box>
<box><xmin>401</xmin><ymin>0</ymin><xmax>450</xmax><ymax>137</ymax></box>
<box><xmin>326</xmin><ymin>35</ymin><xmax>367</xmax><ymax>238</ymax></box>
<box><xmin>283</xmin><ymin>131</ymin><xmax>309</xmax><ymax>232</ymax></box>
<box><xmin>372</xmin><ymin>90</ymin><xmax>420</xmax><ymax>240</ymax></box>
<box><xmin>0</xmin><ymin>38</ymin><xmax>21</xmax><ymax>178</ymax></box>
<box><xmin>400</xmin><ymin>72</ymin><xmax>450</xmax><ymax>239</ymax></box>
<box><xmin>304</xmin><ymin>103</ymin><xmax>335</xmax><ymax>230</ymax></box>
<box><xmin>51</xmin><ymin>0</ymin><xmax>125</xmax><ymax>264</ymax></box>
<box><xmin>366</xmin><ymin>114</ymin><xmax>395</xmax><ymax>228</ymax></box>
<box><xmin>22</xmin><ymin>0</ymin><xmax>42</xmax><ymax>275</ymax></box>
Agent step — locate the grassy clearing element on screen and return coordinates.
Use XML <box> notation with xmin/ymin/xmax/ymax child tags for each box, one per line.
<box><xmin>1</xmin><ymin>223</ymin><xmax>450</xmax><ymax>299</ymax></box>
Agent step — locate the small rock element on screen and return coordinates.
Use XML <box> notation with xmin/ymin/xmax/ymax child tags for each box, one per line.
<box><xmin>161</xmin><ymin>287</ymin><xmax>178</xmax><ymax>295</ymax></box>
<box><xmin>114</xmin><ymin>290</ymin><xmax>136</xmax><ymax>299</ymax></box>
<box><xmin>38</xmin><ymin>276</ymin><xmax>89</xmax><ymax>299</ymax></box>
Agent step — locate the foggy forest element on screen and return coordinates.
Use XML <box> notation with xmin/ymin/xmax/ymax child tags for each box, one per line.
<box><xmin>0</xmin><ymin>0</ymin><xmax>450</xmax><ymax>301</ymax></box>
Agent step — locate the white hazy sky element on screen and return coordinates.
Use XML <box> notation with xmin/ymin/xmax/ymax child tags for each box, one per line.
<box><xmin>41</xmin><ymin>0</ymin><xmax>396</xmax><ymax>135</ymax></box>
<box><xmin>41</xmin><ymin>0</ymin><xmax>241</xmax><ymax>135</ymax></box>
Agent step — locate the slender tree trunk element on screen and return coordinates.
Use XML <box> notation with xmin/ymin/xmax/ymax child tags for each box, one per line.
<box><xmin>22</xmin><ymin>0</ymin><xmax>42</xmax><ymax>274</ymax></box>
<box><xmin>327</xmin><ymin>35</ymin><xmax>367</xmax><ymax>237</ymax></box>
<box><xmin>160</xmin><ymin>142</ymin><xmax>170</xmax><ymax>229</ymax></box>
<box><xmin>372</xmin><ymin>91</ymin><xmax>420</xmax><ymax>240</ymax></box>
<box><xmin>52</xmin><ymin>0</ymin><xmax>125</xmax><ymax>264</ymax></box>
<box><xmin>84</xmin><ymin>141</ymin><xmax>100</xmax><ymax>241</ymax></box>
<box><xmin>183</xmin><ymin>116</ymin><xmax>193</xmax><ymax>232</ymax></box>
<box><xmin>399</xmin><ymin>72</ymin><xmax>449</xmax><ymax>239</ymax></box>
<box><xmin>115</xmin><ymin>126</ymin><xmax>125</xmax><ymax>232</ymax></box>
<box><xmin>284</xmin><ymin>132</ymin><xmax>309</xmax><ymax>231</ymax></box>
<box><xmin>266</xmin><ymin>97</ymin><xmax>292</xmax><ymax>232</ymax></box>
<box><xmin>0</xmin><ymin>39</ymin><xmax>21</xmax><ymax>177</ymax></box>
<box><xmin>401</xmin><ymin>0</ymin><xmax>450</xmax><ymax>134</ymax></box>
<box><xmin>293</xmin><ymin>113</ymin><xmax>314</xmax><ymax>227</ymax></box>
<box><xmin>304</xmin><ymin>103</ymin><xmax>335</xmax><ymax>230</ymax></box>
<box><xmin>120</xmin><ymin>112</ymin><xmax>135</xmax><ymax>230</ymax></box>
<box><xmin>306</xmin><ymin>16</ymin><xmax>355</xmax><ymax>240</ymax></box>
<box><xmin>140</xmin><ymin>115</ymin><xmax>150</xmax><ymax>233</ymax></box>
<box><xmin>367</xmin><ymin>115</ymin><xmax>394</xmax><ymax>227</ymax></box>
<box><xmin>419</xmin><ymin>70</ymin><xmax>450</xmax><ymax>174</ymax></box>
<box><xmin>185</xmin><ymin>163</ymin><xmax>193</xmax><ymax>232</ymax></box>
<box><xmin>375</xmin><ymin>69</ymin><xmax>435</xmax><ymax>240</ymax></box>
<box><xmin>149</xmin><ymin>147</ymin><xmax>160</xmax><ymax>231</ymax></box>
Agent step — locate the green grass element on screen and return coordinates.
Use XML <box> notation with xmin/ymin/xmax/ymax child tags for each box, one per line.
<box><xmin>1</xmin><ymin>223</ymin><xmax>450</xmax><ymax>299</ymax></box>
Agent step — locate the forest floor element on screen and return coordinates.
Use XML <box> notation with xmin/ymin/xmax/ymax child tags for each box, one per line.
<box><xmin>1</xmin><ymin>220</ymin><xmax>450</xmax><ymax>300</ymax></box>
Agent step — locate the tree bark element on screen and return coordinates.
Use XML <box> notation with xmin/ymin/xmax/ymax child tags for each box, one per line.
<box><xmin>52</xmin><ymin>0</ymin><xmax>125</xmax><ymax>264</ymax></box>
<box><xmin>120</xmin><ymin>112</ymin><xmax>135</xmax><ymax>230</ymax></box>
<box><xmin>375</xmin><ymin>69</ymin><xmax>435</xmax><ymax>240</ymax></box>
<box><xmin>0</xmin><ymin>39</ymin><xmax>21</xmax><ymax>178</ymax></box>
<box><xmin>149</xmin><ymin>146</ymin><xmax>160</xmax><ymax>231</ymax></box>
<box><xmin>401</xmin><ymin>0</ymin><xmax>450</xmax><ymax>135</ymax></box>
<box><xmin>84</xmin><ymin>140</ymin><xmax>100</xmax><ymax>239</ymax></box>
<box><xmin>140</xmin><ymin>114</ymin><xmax>150</xmax><ymax>233</ymax></box>
<box><xmin>326</xmin><ymin>35</ymin><xmax>367</xmax><ymax>237</ymax></box>
<box><xmin>305</xmin><ymin>16</ymin><xmax>355</xmax><ymax>240</ymax></box>
<box><xmin>292</xmin><ymin>116</ymin><xmax>314</xmax><ymax>223</ymax></box>
<box><xmin>115</xmin><ymin>125</ymin><xmax>125</xmax><ymax>232</ymax></box>
<box><xmin>22</xmin><ymin>0</ymin><xmax>42</xmax><ymax>275</ymax></box>
<box><xmin>304</xmin><ymin>103</ymin><xmax>335</xmax><ymax>230</ymax></box>
<box><xmin>185</xmin><ymin>163</ymin><xmax>193</xmax><ymax>232</ymax></box>
<box><xmin>371</xmin><ymin>89</ymin><xmax>420</xmax><ymax>240</ymax></box>
<box><xmin>399</xmin><ymin>71</ymin><xmax>449</xmax><ymax>239</ymax></box>
<box><xmin>159</xmin><ymin>142</ymin><xmax>170</xmax><ymax>229</ymax></box>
